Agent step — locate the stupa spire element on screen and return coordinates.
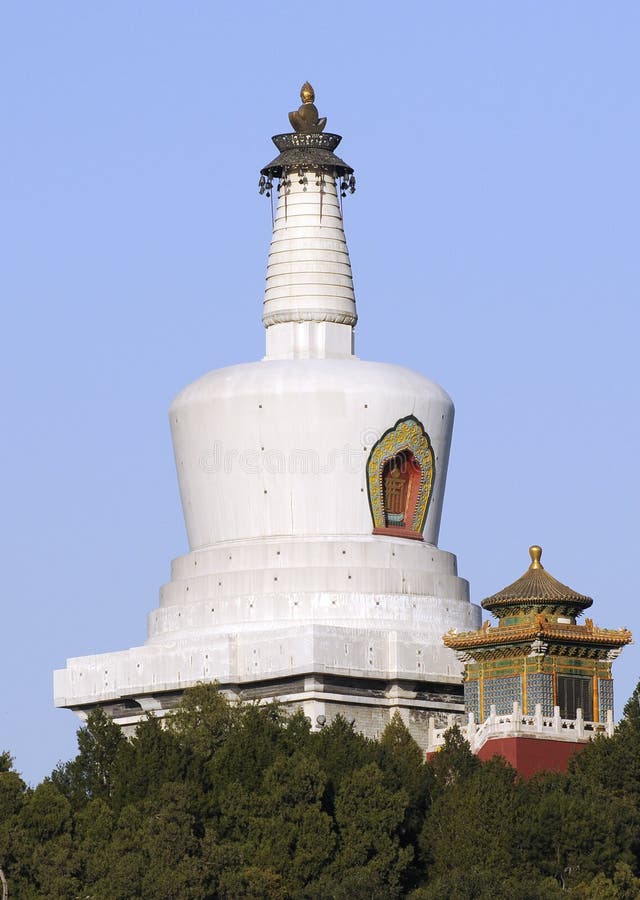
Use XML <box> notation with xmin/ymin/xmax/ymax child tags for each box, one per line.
<box><xmin>56</xmin><ymin>81</ymin><xmax>479</xmax><ymax>759</ymax></box>
<box><xmin>259</xmin><ymin>84</ymin><xmax>357</xmax><ymax>359</ymax></box>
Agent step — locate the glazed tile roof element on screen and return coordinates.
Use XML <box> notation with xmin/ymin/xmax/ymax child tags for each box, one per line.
<box><xmin>481</xmin><ymin>545</ymin><xmax>593</xmax><ymax>611</ymax></box>
<box><xmin>443</xmin><ymin>618</ymin><xmax>632</xmax><ymax>652</ymax></box>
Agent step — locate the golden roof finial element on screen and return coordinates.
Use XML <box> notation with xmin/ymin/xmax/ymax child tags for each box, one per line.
<box><xmin>300</xmin><ymin>81</ymin><xmax>315</xmax><ymax>103</ymax></box>
<box><xmin>529</xmin><ymin>545</ymin><xmax>543</xmax><ymax>570</ymax></box>
<box><xmin>288</xmin><ymin>82</ymin><xmax>327</xmax><ymax>134</ymax></box>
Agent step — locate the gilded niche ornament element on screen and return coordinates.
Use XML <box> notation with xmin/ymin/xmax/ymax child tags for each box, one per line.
<box><xmin>366</xmin><ymin>416</ymin><xmax>435</xmax><ymax>539</ymax></box>
<box><xmin>288</xmin><ymin>82</ymin><xmax>327</xmax><ymax>134</ymax></box>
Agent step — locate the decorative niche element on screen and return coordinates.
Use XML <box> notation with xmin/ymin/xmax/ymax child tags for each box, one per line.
<box><xmin>366</xmin><ymin>416</ymin><xmax>435</xmax><ymax>540</ymax></box>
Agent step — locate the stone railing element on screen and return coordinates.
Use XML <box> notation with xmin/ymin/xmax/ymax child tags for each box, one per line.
<box><xmin>427</xmin><ymin>702</ymin><xmax>615</xmax><ymax>755</ymax></box>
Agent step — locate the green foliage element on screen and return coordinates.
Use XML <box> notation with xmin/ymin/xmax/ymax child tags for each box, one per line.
<box><xmin>248</xmin><ymin>752</ymin><xmax>335</xmax><ymax>891</ymax></box>
<box><xmin>310</xmin><ymin>713</ymin><xmax>377</xmax><ymax>815</ymax></box>
<box><xmin>0</xmin><ymin>769</ymin><xmax>26</xmax><ymax>820</ymax></box>
<box><xmin>50</xmin><ymin>707</ymin><xmax>125</xmax><ymax>808</ymax></box>
<box><xmin>218</xmin><ymin>864</ymin><xmax>289</xmax><ymax>899</ymax></box>
<box><xmin>567</xmin><ymin>862</ymin><xmax>640</xmax><ymax>898</ymax></box>
<box><xmin>167</xmin><ymin>680</ymin><xmax>234</xmax><ymax>760</ymax></box>
<box><xmin>421</xmin><ymin>756</ymin><xmax>520</xmax><ymax>885</ymax></box>
<box><xmin>622</xmin><ymin>681</ymin><xmax>640</xmax><ymax>727</ymax></box>
<box><xmin>427</xmin><ymin>724</ymin><xmax>480</xmax><ymax>797</ymax></box>
<box><xmin>9</xmin><ymin>782</ymin><xmax>79</xmax><ymax>898</ymax></box>
<box><xmin>522</xmin><ymin>770</ymin><xmax>638</xmax><ymax>887</ymax></box>
<box><xmin>207</xmin><ymin>702</ymin><xmax>287</xmax><ymax>799</ymax></box>
<box><xmin>5</xmin><ymin>679</ymin><xmax>640</xmax><ymax>897</ymax></box>
<box><xmin>378</xmin><ymin>713</ymin><xmax>432</xmax><ymax>889</ymax></box>
<box><xmin>111</xmin><ymin>713</ymin><xmax>186</xmax><ymax>810</ymax></box>
<box><xmin>73</xmin><ymin>797</ymin><xmax>115</xmax><ymax>886</ymax></box>
<box><xmin>570</xmin><ymin>693</ymin><xmax>640</xmax><ymax>812</ymax></box>
<box><xmin>320</xmin><ymin>762</ymin><xmax>413</xmax><ymax>898</ymax></box>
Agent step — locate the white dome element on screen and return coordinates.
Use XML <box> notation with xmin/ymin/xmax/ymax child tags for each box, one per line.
<box><xmin>170</xmin><ymin>357</ymin><xmax>454</xmax><ymax>550</ymax></box>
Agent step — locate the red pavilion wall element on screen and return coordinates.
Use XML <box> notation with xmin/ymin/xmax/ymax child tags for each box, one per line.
<box><xmin>477</xmin><ymin>736</ymin><xmax>586</xmax><ymax>778</ymax></box>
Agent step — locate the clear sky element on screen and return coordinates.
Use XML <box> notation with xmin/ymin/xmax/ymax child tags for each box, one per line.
<box><xmin>1</xmin><ymin>2</ymin><xmax>639</xmax><ymax>784</ymax></box>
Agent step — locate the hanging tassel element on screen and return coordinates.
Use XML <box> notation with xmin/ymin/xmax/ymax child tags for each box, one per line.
<box><xmin>318</xmin><ymin>171</ymin><xmax>325</xmax><ymax>223</ymax></box>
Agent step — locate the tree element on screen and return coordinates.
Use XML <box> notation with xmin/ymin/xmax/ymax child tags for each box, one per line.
<box><xmin>311</xmin><ymin>715</ymin><xmax>376</xmax><ymax>814</ymax></box>
<box><xmin>87</xmin><ymin>803</ymin><xmax>146</xmax><ymax>899</ymax></box>
<box><xmin>317</xmin><ymin>762</ymin><xmax>412</xmax><ymax>899</ymax></box>
<box><xmin>567</xmin><ymin>862</ymin><xmax>640</xmax><ymax>898</ymax></box>
<box><xmin>73</xmin><ymin>797</ymin><xmax>115</xmax><ymax>888</ymax></box>
<box><xmin>0</xmin><ymin>768</ymin><xmax>27</xmax><ymax>900</ymax></box>
<box><xmin>378</xmin><ymin>712</ymin><xmax>429</xmax><ymax>803</ymax></box>
<box><xmin>426</xmin><ymin>725</ymin><xmax>479</xmax><ymax>798</ymax></box>
<box><xmin>8</xmin><ymin>677</ymin><xmax>640</xmax><ymax>896</ymax></box>
<box><xmin>418</xmin><ymin>756</ymin><xmax>525</xmax><ymax>897</ymax></box>
<box><xmin>217</xmin><ymin>865</ymin><xmax>290</xmax><ymax>900</ymax></box>
<box><xmin>622</xmin><ymin>680</ymin><xmax>640</xmax><ymax>728</ymax></box>
<box><xmin>51</xmin><ymin>708</ymin><xmax>125</xmax><ymax>808</ymax></box>
<box><xmin>111</xmin><ymin>713</ymin><xmax>185</xmax><ymax>810</ymax></box>
<box><xmin>207</xmin><ymin>702</ymin><xmax>288</xmax><ymax>803</ymax></box>
<box><xmin>249</xmin><ymin>752</ymin><xmax>335</xmax><ymax>893</ymax></box>
<box><xmin>377</xmin><ymin>713</ymin><xmax>432</xmax><ymax>892</ymax></box>
<box><xmin>168</xmin><ymin>682</ymin><xmax>235</xmax><ymax>762</ymax></box>
<box><xmin>521</xmin><ymin>770</ymin><xmax>639</xmax><ymax>891</ymax></box>
<box><xmin>570</xmin><ymin>679</ymin><xmax>640</xmax><ymax>818</ymax></box>
<box><xmin>15</xmin><ymin>781</ymin><xmax>79</xmax><ymax>898</ymax></box>
<box><xmin>138</xmin><ymin>783</ymin><xmax>205</xmax><ymax>899</ymax></box>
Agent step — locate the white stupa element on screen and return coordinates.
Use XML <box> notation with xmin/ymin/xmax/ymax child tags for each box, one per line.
<box><xmin>55</xmin><ymin>84</ymin><xmax>481</xmax><ymax>743</ymax></box>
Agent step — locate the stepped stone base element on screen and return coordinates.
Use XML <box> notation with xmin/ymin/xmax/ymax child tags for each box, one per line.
<box><xmin>61</xmin><ymin>671</ymin><xmax>464</xmax><ymax>748</ymax></box>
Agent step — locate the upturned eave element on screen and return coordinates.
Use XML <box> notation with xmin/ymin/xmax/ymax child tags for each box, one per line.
<box><xmin>444</xmin><ymin>622</ymin><xmax>632</xmax><ymax>652</ymax></box>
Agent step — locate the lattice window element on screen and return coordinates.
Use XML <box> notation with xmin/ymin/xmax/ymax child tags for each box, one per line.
<box><xmin>557</xmin><ymin>675</ymin><xmax>593</xmax><ymax>720</ymax></box>
<box><xmin>482</xmin><ymin>675</ymin><xmax>522</xmax><ymax>718</ymax></box>
<box><xmin>382</xmin><ymin>452</ymin><xmax>420</xmax><ymax>526</ymax></box>
<box><xmin>464</xmin><ymin>680</ymin><xmax>480</xmax><ymax>720</ymax></box>
<box><xmin>598</xmin><ymin>679</ymin><xmax>614</xmax><ymax>721</ymax></box>
<box><xmin>526</xmin><ymin>673</ymin><xmax>554</xmax><ymax>716</ymax></box>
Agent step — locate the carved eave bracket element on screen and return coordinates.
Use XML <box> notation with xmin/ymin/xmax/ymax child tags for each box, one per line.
<box><xmin>528</xmin><ymin>639</ymin><xmax>549</xmax><ymax>657</ymax></box>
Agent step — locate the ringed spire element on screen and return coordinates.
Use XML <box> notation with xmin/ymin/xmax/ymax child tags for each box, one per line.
<box><xmin>259</xmin><ymin>84</ymin><xmax>357</xmax><ymax>358</ymax></box>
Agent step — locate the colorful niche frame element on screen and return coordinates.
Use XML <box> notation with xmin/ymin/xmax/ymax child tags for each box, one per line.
<box><xmin>366</xmin><ymin>415</ymin><xmax>435</xmax><ymax>540</ymax></box>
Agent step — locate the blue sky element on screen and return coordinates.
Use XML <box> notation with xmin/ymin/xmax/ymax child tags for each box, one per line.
<box><xmin>1</xmin><ymin>2</ymin><xmax>639</xmax><ymax>783</ymax></box>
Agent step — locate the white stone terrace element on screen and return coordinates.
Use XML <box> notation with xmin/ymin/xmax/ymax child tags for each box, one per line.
<box><xmin>426</xmin><ymin>701</ymin><xmax>615</xmax><ymax>756</ymax></box>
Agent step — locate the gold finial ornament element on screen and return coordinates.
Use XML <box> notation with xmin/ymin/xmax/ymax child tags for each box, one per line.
<box><xmin>300</xmin><ymin>81</ymin><xmax>315</xmax><ymax>103</ymax></box>
<box><xmin>288</xmin><ymin>82</ymin><xmax>327</xmax><ymax>134</ymax></box>
<box><xmin>529</xmin><ymin>545</ymin><xmax>543</xmax><ymax>570</ymax></box>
